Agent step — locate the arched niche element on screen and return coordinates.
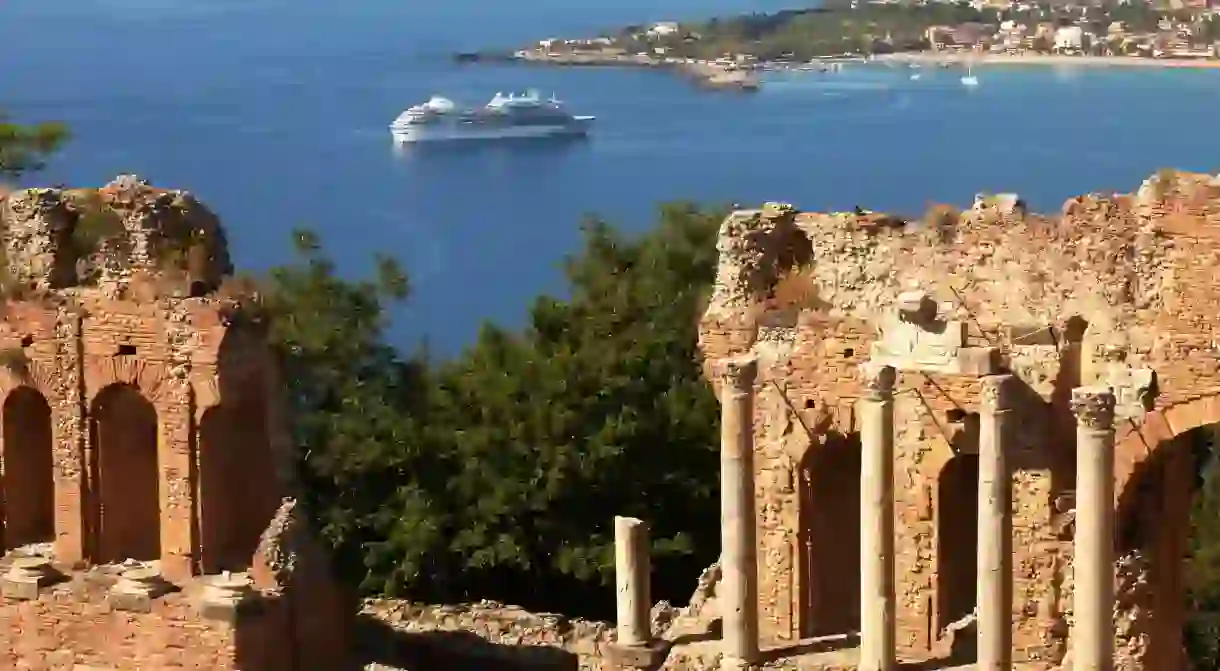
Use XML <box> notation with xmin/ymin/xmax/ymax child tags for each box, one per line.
<box><xmin>798</xmin><ymin>431</ymin><xmax>861</xmax><ymax>637</ymax></box>
<box><xmin>197</xmin><ymin>400</ymin><xmax>275</xmax><ymax>572</ymax></box>
<box><xmin>936</xmin><ymin>451</ymin><xmax>979</xmax><ymax>632</ymax></box>
<box><xmin>1</xmin><ymin>386</ymin><xmax>55</xmax><ymax>549</ymax></box>
<box><xmin>90</xmin><ymin>383</ymin><xmax>160</xmax><ymax>564</ymax></box>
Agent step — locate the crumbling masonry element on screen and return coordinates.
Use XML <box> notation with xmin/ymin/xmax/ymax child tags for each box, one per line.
<box><xmin>698</xmin><ymin>169</ymin><xmax>1220</xmax><ymax>670</ymax></box>
<box><xmin>0</xmin><ymin>176</ymin><xmax>351</xmax><ymax>670</ymax></box>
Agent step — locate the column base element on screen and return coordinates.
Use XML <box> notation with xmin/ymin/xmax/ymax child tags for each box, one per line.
<box><xmin>606</xmin><ymin>639</ymin><xmax>668</xmax><ymax>670</ymax></box>
<box><xmin>2</xmin><ymin>557</ymin><xmax>62</xmax><ymax>601</ymax></box>
<box><xmin>718</xmin><ymin>655</ymin><xmax>760</xmax><ymax>671</ymax></box>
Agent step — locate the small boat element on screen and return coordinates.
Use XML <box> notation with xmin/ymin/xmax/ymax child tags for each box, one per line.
<box><xmin>910</xmin><ymin>73</ymin><xmax>922</xmax><ymax>81</ymax></box>
<box><xmin>960</xmin><ymin>62</ymin><xmax>979</xmax><ymax>87</ymax></box>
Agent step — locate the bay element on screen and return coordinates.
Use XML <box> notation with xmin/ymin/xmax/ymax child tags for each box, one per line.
<box><xmin>3</xmin><ymin>0</ymin><xmax>1218</xmax><ymax>355</ymax></box>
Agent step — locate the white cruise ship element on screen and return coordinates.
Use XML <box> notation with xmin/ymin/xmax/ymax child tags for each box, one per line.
<box><xmin>389</xmin><ymin>90</ymin><xmax>595</xmax><ymax>144</ymax></box>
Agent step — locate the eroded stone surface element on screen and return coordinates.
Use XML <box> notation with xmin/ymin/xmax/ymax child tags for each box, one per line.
<box><xmin>698</xmin><ymin>169</ymin><xmax>1220</xmax><ymax>669</ymax></box>
<box><xmin>0</xmin><ymin>177</ymin><xmax>349</xmax><ymax>671</ymax></box>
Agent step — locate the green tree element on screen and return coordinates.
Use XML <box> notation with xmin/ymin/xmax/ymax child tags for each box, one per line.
<box><xmin>258</xmin><ymin>229</ymin><xmax>442</xmax><ymax>587</ymax></box>
<box><xmin>1186</xmin><ymin>430</ymin><xmax>1220</xmax><ymax>669</ymax></box>
<box><xmin>0</xmin><ymin>113</ymin><xmax>69</xmax><ymax>179</ymax></box>
<box><xmin>280</xmin><ymin>204</ymin><xmax>730</xmax><ymax>616</ymax></box>
<box><xmin>409</xmin><ymin>203</ymin><xmax>728</xmax><ymax>615</ymax></box>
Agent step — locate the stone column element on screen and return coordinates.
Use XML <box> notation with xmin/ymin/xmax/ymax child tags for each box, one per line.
<box><xmin>859</xmin><ymin>362</ymin><xmax>896</xmax><ymax>671</ymax></box>
<box><xmin>719</xmin><ymin>355</ymin><xmax>759</xmax><ymax>671</ymax></box>
<box><xmin>615</xmin><ymin>516</ymin><xmax>652</xmax><ymax>646</ymax></box>
<box><xmin>978</xmin><ymin>375</ymin><xmax>1014</xmax><ymax>671</ymax></box>
<box><xmin>1071</xmin><ymin>386</ymin><xmax>1117</xmax><ymax>671</ymax></box>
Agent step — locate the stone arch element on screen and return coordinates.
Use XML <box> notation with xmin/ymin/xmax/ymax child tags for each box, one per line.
<box><xmin>798</xmin><ymin>431</ymin><xmax>861</xmax><ymax>637</ymax></box>
<box><xmin>84</xmin><ymin>356</ymin><xmax>167</xmax><ymax>407</ymax></box>
<box><xmin>0</xmin><ymin>358</ymin><xmax>61</xmax><ymax>406</ymax></box>
<box><xmin>196</xmin><ymin>325</ymin><xmax>280</xmax><ymax>573</ymax></box>
<box><xmin>197</xmin><ymin>400</ymin><xmax>274</xmax><ymax>572</ymax></box>
<box><xmin>89</xmin><ymin>383</ymin><xmax>160</xmax><ymax>564</ymax></box>
<box><xmin>1</xmin><ymin>386</ymin><xmax>55</xmax><ymax>550</ymax></box>
<box><xmin>1112</xmin><ymin>396</ymin><xmax>1220</xmax><ymax>671</ymax></box>
<box><xmin>934</xmin><ymin>451</ymin><xmax>979</xmax><ymax>632</ymax></box>
<box><xmin>1114</xmin><ymin>395</ymin><xmax>1220</xmax><ymax>512</ymax></box>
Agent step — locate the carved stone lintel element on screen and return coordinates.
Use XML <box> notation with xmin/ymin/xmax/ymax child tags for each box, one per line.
<box><xmin>1108</xmin><ymin>367</ymin><xmax>1157</xmax><ymax>420</ymax></box>
<box><xmin>718</xmin><ymin>355</ymin><xmax>758</xmax><ymax>394</ymax></box>
<box><xmin>980</xmin><ymin>374</ymin><xmax>1016</xmax><ymax>413</ymax></box>
<box><xmin>859</xmin><ymin>361</ymin><xmax>896</xmax><ymax>402</ymax></box>
<box><xmin>1071</xmin><ymin>387</ymin><xmax>1116</xmax><ymax>430</ymax></box>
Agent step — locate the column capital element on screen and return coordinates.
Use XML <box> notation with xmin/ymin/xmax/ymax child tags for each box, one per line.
<box><xmin>859</xmin><ymin>361</ymin><xmax>896</xmax><ymax>402</ymax></box>
<box><xmin>980</xmin><ymin>374</ymin><xmax>1017</xmax><ymax>413</ymax></box>
<box><xmin>1071</xmin><ymin>386</ymin><xmax>1116</xmax><ymax>430</ymax></box>
<box><xmin>717</xmin><ymin>355</ymin><xmax>758</xmax><ymax>394</ymax></box>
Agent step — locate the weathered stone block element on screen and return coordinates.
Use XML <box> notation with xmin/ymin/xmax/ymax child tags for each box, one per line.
<box><xmin>605</xmin><ymin>640</ymin><xmax>668</xmax><ymax>669</ymax></box>
<box><xmin>1</xmin><ymin>556</ymin><xmax>61</xmax><ymax>601</ymax></box>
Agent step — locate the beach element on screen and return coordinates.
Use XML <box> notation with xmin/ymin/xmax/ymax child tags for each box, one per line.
<box><xmin>876</xmin><ymin>52</ymin><xmax>1220</xmax><ymax>69</ymax></box>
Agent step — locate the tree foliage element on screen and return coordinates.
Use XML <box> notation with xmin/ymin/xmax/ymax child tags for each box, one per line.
<box><xmin>266</xmin><ymin>204</ymin><xmax>729</xmax><ymax>617</ymax></box>
<box><xmin>1186</xmin><ymin>431</ymin><xmax>1220</xmax><ymax>669</ymax></box>
<box><xmin>0</xmin><ymin>113</ymin><xmax>69</xmax><ymax>179</ymax></box>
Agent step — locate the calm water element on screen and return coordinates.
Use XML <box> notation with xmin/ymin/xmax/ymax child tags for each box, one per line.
<box><xmin>4</xmin><ymin>0</ymin><xmax>1220</xmax><ymax>355</ymax></box>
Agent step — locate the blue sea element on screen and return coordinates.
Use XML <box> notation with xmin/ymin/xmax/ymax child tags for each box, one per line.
<box><xmin>3</xmin><ymin>0</ymin><xmax>1220</xmax><ymax>355</ymax></box>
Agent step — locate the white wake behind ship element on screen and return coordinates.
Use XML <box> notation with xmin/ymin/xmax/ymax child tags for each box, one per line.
<box><xmin>389</xmin><ymin>90</ymin><xmax>595</xmax><ymax>144</ymax></box>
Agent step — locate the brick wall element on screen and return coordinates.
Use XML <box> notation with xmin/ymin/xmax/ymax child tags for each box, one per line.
<box><xmin>0</xmin><ymin>178</ymin><xmax>353</xmax><ymax>669</ymax></box>
<box><xmin>699</xmin><ymin>170</ymin><xmax>1220</xmax><ymax>668</ymax></box>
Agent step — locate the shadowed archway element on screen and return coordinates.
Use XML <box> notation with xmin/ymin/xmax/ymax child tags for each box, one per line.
<box><xmin>799</xmin><ymin>431</ymin><xmax>861</xmax><ymax>637</ymax></box>
<box><xmin>198</xmin><ymin>400</ymin><xmax>276</xmax><ymax>572</ymax></box>
<box><xmin>936</xmin><ymin>452</ymin><xmax>979</xmax><ymax>632</ymax></box>
<box><xmin>1</xmin><ymin>386</ymin><xmax>55</xmax><ymax>549</ymax></box>
<box><xmin>90</xmin><ymin>383</ymin><xmax>160</xmax><ymax>564</ymax></box>
<box><xmin>1116</xmin><ymin>424</ymin><xmax>1214</xmax><ymax>670</ymax></box>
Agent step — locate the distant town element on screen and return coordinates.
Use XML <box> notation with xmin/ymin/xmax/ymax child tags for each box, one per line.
<box><xmin>463</xmin><ymin>0</ymin><xmax>1220</xmax><ymax>89</ymax></box>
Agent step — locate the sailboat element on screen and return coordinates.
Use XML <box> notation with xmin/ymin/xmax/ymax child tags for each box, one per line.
<box><xmin>960</xmin><ymin>60</ymin><xmax>979</xmax><ymax>87</ymax></box>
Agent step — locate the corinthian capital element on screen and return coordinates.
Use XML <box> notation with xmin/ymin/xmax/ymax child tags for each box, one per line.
<box><xmin>859</xmin><ymin>361</ymin><xmax>896</xmax><ymax>402</ymax></box>
<box><xmin>1071</xmin><ymin>387</ymin><xmax>1116</xmax><ymax>430</ymax></box>
<box><xmin>980</xmin><ymin>374</ymin><xmax>1016</xmax><ymax>413</ymax></box>
<box><xmin>718</xmin><ymin>355</ymin><xmax>758</xmax><ymax>394</ymax></box>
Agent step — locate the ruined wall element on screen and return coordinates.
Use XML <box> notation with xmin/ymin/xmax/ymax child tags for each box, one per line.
<box><xmin>699</xmin><ymin>170</ymin><xmax>1220</xmax><ymax>667</ymax></box>
<box><xmin>0</xmin><ymin>560</ymin><xmax>296</xmax><ymax>670</ymax></box>
<box><xmin>358</xmin><ymin>563</ymin><xmax>726</xmax><ymax>671</ymax></box>
<box><xmin>0</xmin><ymin>177</ymin><xmax>351</xmax><ymax>670</ymax></box>
<box><xmin>363</xmin><ymin>600</ymin><xmax>615</xmax><ymax>671</ymax></box>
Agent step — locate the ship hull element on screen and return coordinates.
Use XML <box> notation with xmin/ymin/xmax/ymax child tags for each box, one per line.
<box><xmin>390</xmin><ymin>118</ymin><xmax>593</xmax><ymax>144</ymax></box>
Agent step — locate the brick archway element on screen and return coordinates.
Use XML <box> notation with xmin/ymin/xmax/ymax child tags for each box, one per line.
<box><xmin>1113</xmin><ymin>395</ymin><xmax>1220</xmax><ymax>513</ymax></box>
<box><xmin>0</xmin><ymin>386</ymin><xmax>55</xmax><ymax>550</ymax></box>
<box><xmin>797</xmin><ymin>431</ymin><xmax>861</xmax><ymax>637</ymax></box>
<box><xmin>1110</xmin><ymin>395</ymin><xmax>1220</xmax><ymax>671</ymax></box>
<box><xmin>89</xmin><ymin>383</ymin><xmax>160</xmax><ymax>564</ymax></box>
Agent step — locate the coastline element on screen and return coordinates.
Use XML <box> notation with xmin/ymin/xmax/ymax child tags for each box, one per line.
<box><xmin>875</xmin><ymin>52</ymin><xmax>1220</xmax><ymax>69</ymax></box>
<box><xmin>492</xmin><ymin>50</ymin><xmax>762</xmax><ymax>91</ymax></box>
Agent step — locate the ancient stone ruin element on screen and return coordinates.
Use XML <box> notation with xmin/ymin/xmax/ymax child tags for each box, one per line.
<box><xmin>0</xmin><ymin>176</ymin><xmax>351</xmax><ymax>670</ymax></box>
<box><xmin>9</xmin><ymin>168</ymin><xmax>1219</xmax><ymax>671</ymax></box>
<box><xmin>696</xmin><ymin>168</ymin><xmax>1220</xmax><ymax>670</ymax></box>
<box><xmin>363</xmin><ymin>171</ymin><xmax>1220</xmax><ymax>671</ymax></box>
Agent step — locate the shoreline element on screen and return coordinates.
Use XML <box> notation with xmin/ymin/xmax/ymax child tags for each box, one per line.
<box><xmin>875</xmin><ymin>52</ymin><xmax>1220</xmax><ymax>69</ymax></box>
<box><xmin>490</xmin><ymin>51</ymin><xmax>762</xmax><ymax>91</ymax></box>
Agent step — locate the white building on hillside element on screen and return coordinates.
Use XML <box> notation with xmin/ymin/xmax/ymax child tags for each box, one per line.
<box><xmin>1054</xmin><ymin>25</ymin><xmax>1084</xmax><ymax>52</ymax></box>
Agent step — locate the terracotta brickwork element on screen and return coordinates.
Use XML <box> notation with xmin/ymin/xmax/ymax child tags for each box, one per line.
<box><xmin>0</xmin><ymin>176</ymin><xmax>352</xmax><ymax>670</ymax></box>
<box><xmin>699</xmin><ymin>170</ymin><xmax>1220</xmax><ymax>669</ymax></box>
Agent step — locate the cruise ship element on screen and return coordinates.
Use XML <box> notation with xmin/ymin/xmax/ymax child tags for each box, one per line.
<box><xmin>389</xmin><ymin>90</ymin><xmax>595</xmax><ymax>143</ymax></box>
